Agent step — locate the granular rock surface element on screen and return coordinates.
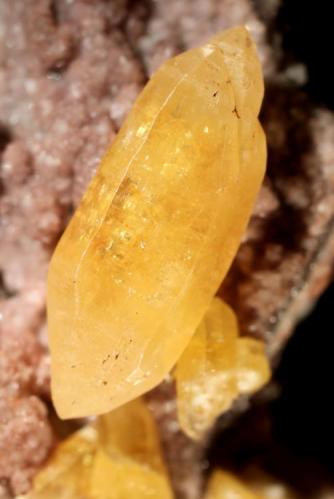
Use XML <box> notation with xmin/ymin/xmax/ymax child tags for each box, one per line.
<box><xmin>1</xmin><ymin>1</ymin><xmax>334</xmax><ymax>498</ymax></box>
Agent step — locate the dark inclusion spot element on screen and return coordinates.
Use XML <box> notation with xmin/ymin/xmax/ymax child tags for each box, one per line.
<box><xmin>115</xmin><ymin>353</ymin><xmax>120</xmax><ymax>360</ymax></box>
<box><xmin>233</xmin><ymin>106</ymin><xmax>241</xmax><ymax>119</ymax></box>
<box><xmin>102</xmin><ymin>380</ymin><xmax>108</xmax><ymax>386</ymax></box>
<box><xmin>71</xmin><ymin>365</ymin><xmax>76</xmax><ymax>368</ymax></box>
<box><xmin>102</xmin><ymin>354</ymin><xmax>111</xmax><ymax>365</ymax></box>
<box><xmin>213</xmin><ymin>91</ymin><xmax>218</xmax><ymax>97</ymax></box>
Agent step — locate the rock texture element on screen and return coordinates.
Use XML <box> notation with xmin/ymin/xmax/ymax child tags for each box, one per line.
<box><xmin>1</xmin><ymin>0</ymin><xmax>334</xmax><ymax>498</ymax></box>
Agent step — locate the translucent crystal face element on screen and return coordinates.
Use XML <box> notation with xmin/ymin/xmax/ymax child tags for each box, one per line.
<box><xmin>47</xmin><ymin>26</ymin><xmax>266</xmax><ymax>419</ymax></box>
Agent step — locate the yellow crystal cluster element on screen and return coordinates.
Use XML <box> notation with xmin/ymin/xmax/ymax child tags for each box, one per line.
<box><xmin>22</xmin><ymin>398</ymin><xmax>173</xmax><ymax>499</ymax></box>
<box><xmin>47</xmin><ymin>25</ymin><xmax>266</xmax><ymax>419</ymax></box>
<box><xmin>175</xmin><ymin>298</ymin><xmax>270</xmax><ymax>439</ymax></box>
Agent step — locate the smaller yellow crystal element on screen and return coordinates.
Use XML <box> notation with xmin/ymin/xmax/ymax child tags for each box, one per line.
<box><xmin>204</xmin><ymin>470</ymin><xmax>262</xmax><ymax>499</ymax></box>
<box><xmin>93</xmin><ymin>397</ymin><xmax>172</xmax><ymax>499</ymax></box>
<box><xmin>175</xmin><ymin>298</ymin><xmax>270</xmax><ymax>439</ymax></box>
<box><xmin>236</xmin><ymin>338</ymin><xmax>271</xmax><ymax>395</ymax></box>
<box><xmin>205</xmin><ymin>469</ymin><xmax>296</xmax><ymax>499</ymax></box>
<box><xmin>90</xmin><ymin>448</ymin><xmax>171</xmax><ymax>499</ymax></box>
<box><xmin>175</xmin><ymin>298</ymin><xmax>239</xmax><ymax>439</ymax></box>
<box><xmin>244</xmin><ymin>470</ymin><xmax>297</xmax><ymax>499</ymax></box>
<box><xmin>23</xmin><ymin>398</ymin><xmax>172</xmax><ymax>499</ymax></box>
<box><xmin>21</xmin><ymin>426</ymin><xmax>97</xmax><ymax>498</ymax></box>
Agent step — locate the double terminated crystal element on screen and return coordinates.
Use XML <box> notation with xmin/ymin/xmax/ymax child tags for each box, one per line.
<box><xmin>47</xmin><ymin>27</ymin><xmax>266</xmax><ymax>419</ymax></box>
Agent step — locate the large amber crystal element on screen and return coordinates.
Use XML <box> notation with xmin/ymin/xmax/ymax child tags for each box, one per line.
<box><xmin>175</xmin><ymin>298</ymin><xmax>270</xmax><ymax>439</ymax></box>
<box><xmin>47</xmin><ymin>26</ymin><xmax>266</xmax><ymax>418</ymax></box>
<box><xmin>23</xmin><ymin>398</ymin><xmax>172</xmax><ymax>499</ymax></box>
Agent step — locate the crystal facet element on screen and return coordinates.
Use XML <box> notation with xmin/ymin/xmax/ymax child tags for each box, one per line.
<box><xmin>47</xmin><ymin>27</ymin><xmax>266</xmax><ymax>419</ymax></box>
<box><xmin>175</xmin><ymin>298</ymin><xmax>270</xmax><ymax>439</ymax></box>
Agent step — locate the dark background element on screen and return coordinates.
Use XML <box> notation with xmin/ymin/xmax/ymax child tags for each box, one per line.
<box><xmin>209</xmin><ymin>1</ymin><xmax>334</xmax><ymax>494</ymax></box>
<box><xmin>209</xmin><ymin>281</ymin><xmax>334</xmax><ymax>495</ymax></box>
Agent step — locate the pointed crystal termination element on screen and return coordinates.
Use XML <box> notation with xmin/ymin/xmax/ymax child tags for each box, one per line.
<box><xmin>47</xmin><ymin>26</ymin><xmax>266</xmax><ymax>419</ymax></box>
<box><xmin>92</xmin><ymin>398</ymin><xmax>172</xmax><ymax>499</ymax></box>
<box><xmin>175</xmin><ymin>298</ymin><xmax>271</xmax><ymax>440</ymax></box>
<box><xmin>23</xmin><ymin>398</ymin><xmax>173</xmax><ymax>498</ymax></box>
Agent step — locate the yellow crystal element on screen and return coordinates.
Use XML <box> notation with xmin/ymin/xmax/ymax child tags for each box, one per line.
<box><xmin>96</xmin><ymin>396</ymin><xmax>168</xmax><ymax>477</ymax></box>
<box><xmin>22</xmin><ymin>426</ymin><xmax>97</xmax><ymax>498</ymax></box>
<box><xmin>90</xmin><ymin>448</ymin><xmax>171</xmax><ymax>499</ymax></box>
<box><xmin>175</xmin><ymin>298</ymin><xmax>270</xmax><ymax>439</ymax></box>
<box><xmin>236</xmin><ymin>338</ymin><xmax>271</xmax><ymax>395</ymax></box>
<box><xmin>205</xmin><ymin>470</ymin><xmax>263</xmax><ymax>499</ymax></box>
<box><xmin>23</xmin><ymin>398</ymin><xmax>173</xmax><ymax>499</ymax></box>
<box><xmin>47</xmin><ymin>26</ymin><xmax>266</xmax><ymax>419</ymax></box>
<box><xmin>91</xmin><ymin>397</ymin><xmax>172</xmax><ymax>499</ymax></box>
<box><xmin>175</xmin><ymin>298</ymin><xmax>239</xmax><ymax>439</ymax></box>
<box><xmin>204</xmin><ymin>470</ymin><xmax>296</xmax><ymax>499</ymax></box>
<box><xmin>244</xmin><ymin>470</ymin><xmax>297</xmax><ymax>499</ymax></box>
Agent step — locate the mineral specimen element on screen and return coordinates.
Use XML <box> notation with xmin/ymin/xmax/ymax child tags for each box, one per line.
<box><xmin>175</xmin><ymin>298</ymin><xmax>270</xmax><ymax>439</ymax></box>
<box><xmin>22</xmin><ymin>398</ymin><xmax>173</xmax><ymax>498</ymax></box>
<box><xmin>47</xmin><ymin>26</ymin><xmax>266</xmax><ymax>419</ymax></box>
